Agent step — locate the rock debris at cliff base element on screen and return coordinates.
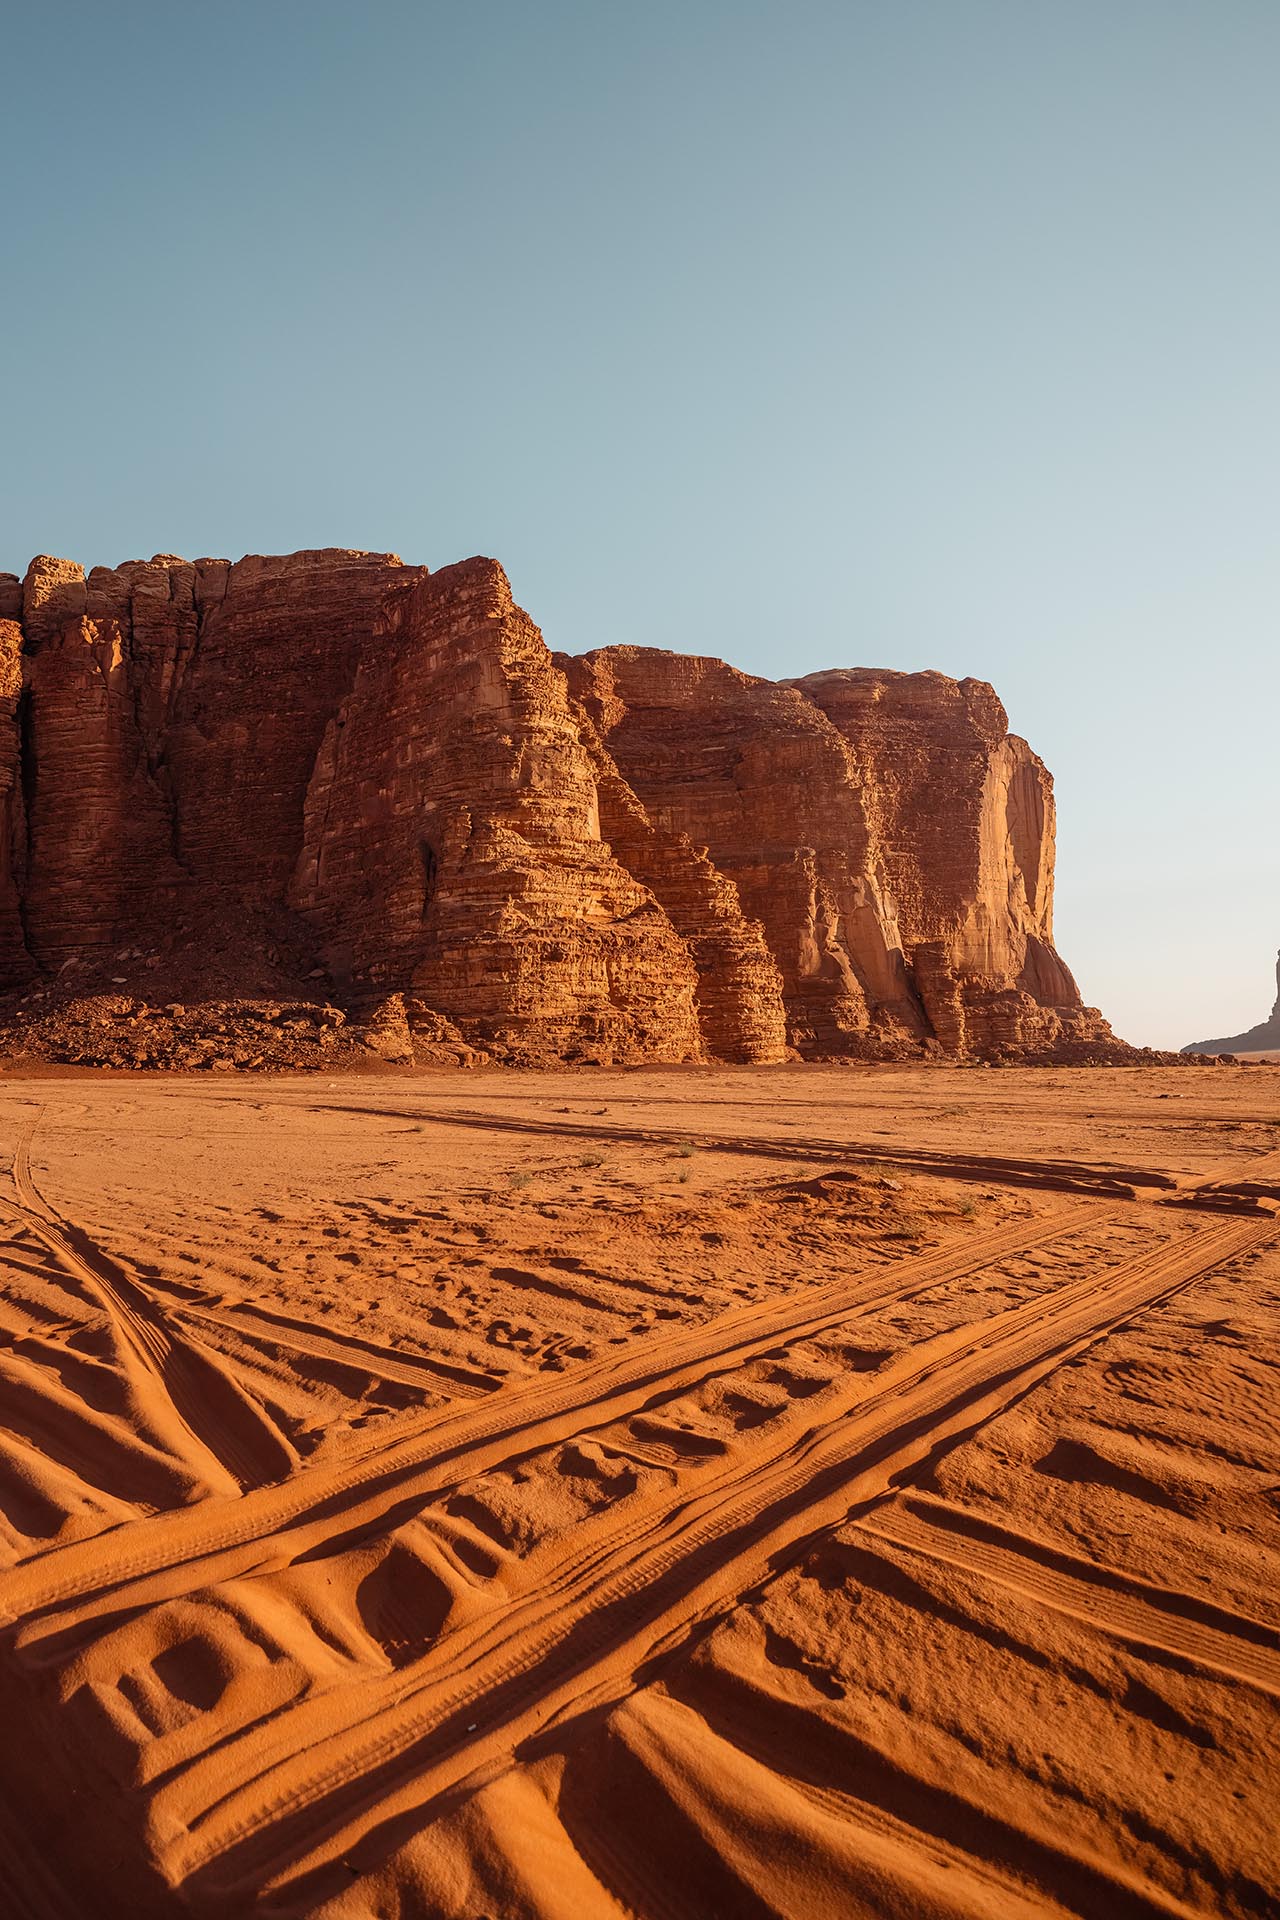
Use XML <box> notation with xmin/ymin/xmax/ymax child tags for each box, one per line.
<box><xmin>0</xmin><ymin>546</ymin><xmax>1170</xmax><ymax>1067</ymax></box>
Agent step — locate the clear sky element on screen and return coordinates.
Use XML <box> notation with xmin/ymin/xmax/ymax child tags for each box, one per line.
<box><xmin>4</xmin><ymin>1</ymin><xmax>1276</xmax><ymax>1048</ymax></box>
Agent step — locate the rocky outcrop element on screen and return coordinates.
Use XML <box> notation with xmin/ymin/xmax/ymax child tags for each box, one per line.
<box><xmin>10</xmin><ymin>549</ymin><xmax>409</xmax><ymax>974</ymax></box>
<box><xmin>289</xmin><ymin>559</ymin><xmax>703</xmax><ymax>1063</ymax></box>
<box><xmin>561</xmin><ymin>648</ymin><xmax>1118</xmax><ymax>1062</ymax></box>
<box><xmin>0</xmin><ymin>617</ymin><xmax>32</xmax><ymax>986</ymax></box>
<box><xmin>0</xmin><ymin>546</ymin><xmax>1129</xmax><ymax>1065</ymax></box>
<box><xmin>1183</xmin><ymin>953</ymin><xmax>1280</xmax><ymax>1056</ymax></box>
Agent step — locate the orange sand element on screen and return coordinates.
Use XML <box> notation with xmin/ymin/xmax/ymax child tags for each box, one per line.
<box><xmin>0</xmin><ymin>1062</ymin><xmax>1276</xmax><ymax>1917</ymax></box>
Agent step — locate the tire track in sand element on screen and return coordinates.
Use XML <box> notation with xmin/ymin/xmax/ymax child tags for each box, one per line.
<box><xmin>3</xmin><ymin>1199</ymin><xmax>1105</xmax><ymax>1631</ymax></box>
<box><xmin>167</xmin><ymin>1213</ymin><xmax>1271</xmax><ymax>1903</ymax></box>
<box><xmin>312</xmin><ymin>1099</ymin><xmax>1184</xmax><ymax>1200</ymax></box>
<box><xmin>170</xmin><ymin>1293</ymin><xmax>502</xmax><ymax>1402</ymax></box>
<box><xmin>2</xmin><ymin>1116</ymin><xmax>295</xmax><ymax>1496</ymax></box>
<box><xmin>855</xmin><ymin>1491</ymin><xmax>1280</xmax><ymax>1697</ymax></box>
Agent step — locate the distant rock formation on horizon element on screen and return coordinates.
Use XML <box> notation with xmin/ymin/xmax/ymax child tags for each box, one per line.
<box><xmin>0</xmin><ymin>546</ymin><xmax>1132</xmax><ymax>1066</ymax></box>
<box><xmin>1183</xmin><ymin>952</ymin><xmax>1280</xmax><ymax>1057</ymax></box>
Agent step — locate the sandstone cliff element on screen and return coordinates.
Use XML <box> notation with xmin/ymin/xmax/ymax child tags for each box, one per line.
<box><xmin>0</xmin><ymin>546</ymin><xmax>1127</xmax><ymax>1066</ymax></box>
<box><xmin>1183</xmin><ymin>952</ymin><xmax>1280</xmax><ymax>1056</ymax></box>
<box><xmin>561</xmin><ymin>648</ymin><xmax>1115</xmax><ymax>1062</ymax></box>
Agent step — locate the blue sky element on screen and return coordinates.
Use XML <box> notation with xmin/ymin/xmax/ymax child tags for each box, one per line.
<box><xmin>4</xmin><ymin>1</ymin><xmax>1276</xmax><ymax>1047</ymax></box>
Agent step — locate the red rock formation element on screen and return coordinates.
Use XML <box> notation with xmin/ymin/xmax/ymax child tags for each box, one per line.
<box><xmin>0</xmin><ymin>546</ymin><xmax>1128</xmax><ymax>1065</ymax></box>
<box><xmin>791</xmin><ymin>668</ymin><xmax>1100</xmax><ymax>1057</ymax></box>
<box><xmin>562</xmin><ymin>649</ymin><xmax>1119</xmax><ymax>1062</ymax></box>
<box><xmin>562</xmin><ymin>648</ymin><xmax>912</xmax><ymax>1057</ymax></box>
<box><xmin>14</xmin><ymin>549</ymin><xmax>411</xmax><ymax>974</ymax></box>
<box><xmin>564</xmin><ymin>697</ymin><xmax>787</xmax><ymax>1063</ymax></box>
<box><xmin>0</xmin><ymin>618</ymin><xmax>32</xmax><ymax>985</ymax></box>
<box><xmin>290</xmin><ymin>559</ymin><xmax>703</xmax><ymax>1064</ymax></box>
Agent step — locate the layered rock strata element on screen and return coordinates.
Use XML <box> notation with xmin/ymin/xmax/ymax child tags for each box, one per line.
<box><xmin>0</xmin><ymin>546</ymin><xmax>1127</xmax><ymax>1065</ymax></box>
<box><xmin>289</xmin><ymin>560</ymin><xmax>703</xmax><ymax>1062</ymax></box>
<box><xmin>562</xmin><ymin>648</ymin><xmax>1117</xmax><ymax>1062</ymax></box>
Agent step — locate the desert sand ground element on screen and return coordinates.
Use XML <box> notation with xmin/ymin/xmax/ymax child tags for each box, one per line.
<box><xmin>0</xmin><ymin>1061</ymin><xmax>1276</xmax><ymax>1919</ymax></box>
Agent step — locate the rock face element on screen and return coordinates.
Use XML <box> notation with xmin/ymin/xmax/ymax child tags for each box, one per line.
<box><xmin>288</xmin><ymin>560</ymin><xmax>703</xmax><ymax>1063</ymax></box>
<box><xmin>1183</xmin><ymin>954</ymin><xmax>1280</xmax><ymax>1056</ymax></box>
<box><xmin>0</xmin><ymin>546</ymin><xmax>1127</xmax><ymax>1065</ymax></box>
<box><xmin>561</xmin><ymin>648</ymin><xmax>1116</xmax><ymax>1062</ymax></box>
